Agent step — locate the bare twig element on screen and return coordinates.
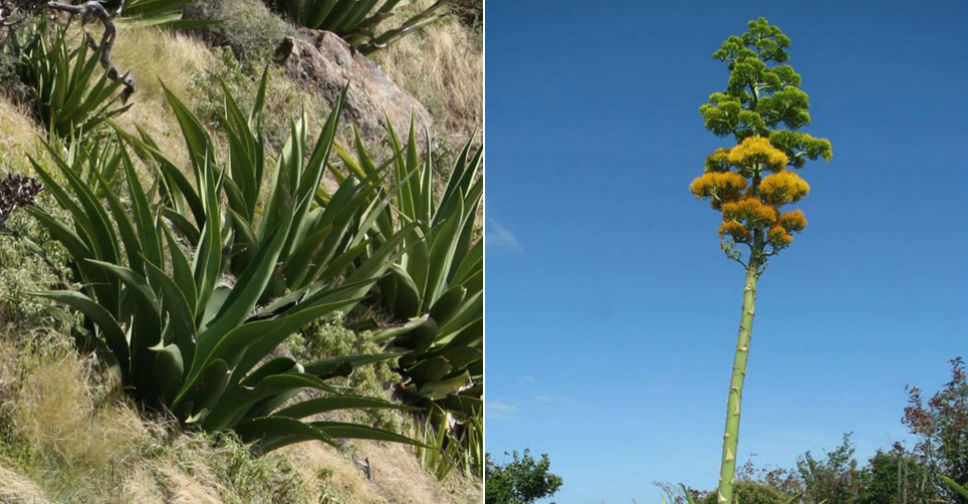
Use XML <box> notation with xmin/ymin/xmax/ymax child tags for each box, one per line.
<box><xmin>45</xmin><ymin>0</ymin><xmax>134</xmax><ymax>102</ymax></box>
<box><xmin>0</xmin><ymin>0</ymin><xmax>33</xmax><ymax>26</ymax></box>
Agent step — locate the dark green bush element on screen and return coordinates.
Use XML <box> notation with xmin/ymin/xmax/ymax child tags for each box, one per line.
<box><xmin>699</xmin><ymin>481</ymin><xmax>793</xmax><ymax>504</ymax></box>
<box><xmin>185</xmin><ymin>0</ymin><xmax>296</xmax><ymax>67</ymax></box>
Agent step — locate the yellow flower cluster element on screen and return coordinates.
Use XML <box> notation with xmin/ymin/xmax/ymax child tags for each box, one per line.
<box><xmin>727</xmin><ymin>136</ymin><xmax>789</xmax><ymax>170</ymax></box>
<box><xmin>758</xmin><ymin>170</ymin><xmax>810</xmax><ymax>205</ymax></box>
<box><xmin>768</xmin><ymin>224</ymin><xmax>794</xmax><ymax>246</ymax></box>
<box><xmin>689</xmin><ymin>171</ymin><xmax>747</xmax><ymax>201</ymax></box>
<box><xmin>691</xmin><ymin>137</ymin><xmax>813</xmax><ymax>249</ymax></box>
<box><xmin>721</xmin><ymin>197</ymin><xmax>777</xmax><ymax>226</ymax></box>
<box><xmin>779</xmin><ymin>209</ymin><xmax>807</xmax><ymax>232</ymax></box>
<box><xmin>719</xmin><ymin>221</ymin><xmax>751</xmax><ymax>241</ymax></box>
<box><xmin>704</xmin><ymin>148</ymin><xmax>731</xmax><ymax>172</ymax></box>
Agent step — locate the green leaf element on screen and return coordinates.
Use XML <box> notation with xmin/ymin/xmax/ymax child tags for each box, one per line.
<box><xmin>274</xmin><ymin>395</ymin><xmax>417</xmax><ymax>420</ymax></box>
<box><xmin>415</xmin><ymin>371</ymin><xmax>473</xmax><ymax>401</ymax></box>
<box><xmin>370</xmin><ymin>315</ymin><xmax>429</xmax><ymax>343</ymax></box>
<box><xmin>150</xmin><ymin>342</ymin><xmax>184</xmax><ymax>403</ymax></box>
<box><xmin>303</xmin><ymin>351</ymin><xmax>403</xmax><ymax>378</ymax></box>
<box><xmin>382</xmin><ymin>265</ymin><xmax>421</xmax><ymax>318</ymax></box>
<box><xmin>192</xmin><ymin>157</ymin><xmax>223</xmax><ymax>317</ymax></box>
<box><xmin>203</xmin><ymin>372</ymin><xmax>339</xmax><ymax>431</ymax></box>
<box><xmin>182</xmin><ymin>358</ymin><xmax>231</xmax><ymax>424</ymax></box>
<box><xmin>162</xmin><ymin>82</ymin><xmax>214</xmax><ymax>176</ymax></box>
<box><xmin>943</xmin><ymin>476</ymin><xmax>968</xmax><ymax>499</ymax></box>
<box><xmin>142</xmin><ymin>259</ymin><xmax>196</xmax><ymax>365</ymax></box>
<box><xmin>234</xmin><ymin>416</ymin><xmax>338</xmax><ymax>453</ymax></box>
<box><xmin>310</xmin><ymin>421</ymin><xmax>425</xmax><ymax>446</ymax></box>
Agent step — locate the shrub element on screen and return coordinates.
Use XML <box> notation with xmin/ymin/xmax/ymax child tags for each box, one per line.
<box><xmin>185</xmin><ymin>0</ymin><xmax>296</xmax><ymax>68</ymax></box>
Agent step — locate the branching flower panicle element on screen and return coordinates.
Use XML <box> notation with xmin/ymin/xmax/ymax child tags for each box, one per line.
<box><xmin>727</xmin><ymin>136</ymin><xmax>788</xmax><ymax>171</ymax></box>
<box><xmin>779</xmin><ymin>209</ymin><xmax>807</xmax><ymax>233</ymax></box>
<box><xmin>719</xmin><ymin>221</ymin><xmax>751</xmax><ymax>242</ymax></box>
<box><xmin>705</xmin><ymin>148</ymin><xmax>732</xmax><ymax>172</ymax></box>
<box><xmin>758</xmin><ymin>170</ymin><xmax>809</xmax><ymax>205</ymax></box>
<box><xmin>721</xmin><ymin>197</ymin><xmax>777</xmax><ymax>228</ymax></box>
<box><xmin>691</xmin><ymin>135</ymin><xmax>812</xmax><ymax>261</ymax></box>
<box><xmin>690</xmin><ymin>171</ymin><xmax>748</xmax><ymax>202</ymax></box>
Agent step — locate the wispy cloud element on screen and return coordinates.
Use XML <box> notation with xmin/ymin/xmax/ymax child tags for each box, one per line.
<box><xmin>486</xmin><ymin>218</ymin><xmax>521</xmax><ymax>251</ymax></box>
<box><xmin>532</xmin><ymin>394</ymin><xmax>573</xmax><ymax>405</ymax></box>
<box><xmin>487</xmin><ymin>401</ymin><xmax>516</xmax><ymax>420</ymax></box>
<box><xmin>517</xmin><ymin>375</ymin><xmax>536</xmax><ymax>384</ymax></box>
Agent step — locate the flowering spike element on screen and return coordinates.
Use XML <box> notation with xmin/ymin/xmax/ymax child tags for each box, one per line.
<box><xmin>695</xmin><ymin>19</ymin><xmax>834</xmax><ymax>504</ymax></box>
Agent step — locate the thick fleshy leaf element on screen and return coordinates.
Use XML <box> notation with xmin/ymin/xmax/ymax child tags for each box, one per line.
<box><xmin>273</xmin><ymin>395</ymin><xmax>417</xmax><ymax>420</ymax></box>
<box><xmin>203</xmin><ymin>372</ymin><xmax>339</xmax><ymax>431</ymax></box>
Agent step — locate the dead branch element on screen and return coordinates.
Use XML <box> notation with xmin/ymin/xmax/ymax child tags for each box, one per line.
<box><xmin>46</xmin><ymin>0</ymin><xmax>134</xmax><ymax>102</ymax></box>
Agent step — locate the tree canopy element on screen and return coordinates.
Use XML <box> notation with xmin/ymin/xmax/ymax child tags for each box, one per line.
<box><xmin>486</xmin><ymin>449</ymin><xmax>563</xmax><ymax>504</ymax></box>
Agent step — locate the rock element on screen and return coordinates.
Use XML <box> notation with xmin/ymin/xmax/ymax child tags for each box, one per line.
<box><xmin>275</xmin><ymin>29</ymin><xmax>433</xmax><ymax>148</ymax></box>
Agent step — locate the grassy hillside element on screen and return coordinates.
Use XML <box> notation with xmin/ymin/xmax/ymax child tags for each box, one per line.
<box><xmin>0</xmin><ymin>1</ymin><xmax>482</xmax><ymax>502</ymax></box>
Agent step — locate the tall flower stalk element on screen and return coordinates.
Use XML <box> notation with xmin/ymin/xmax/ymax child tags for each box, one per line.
<box><xmin>690</xmin><ymin>18</ymin><xmax>832</xmax><ymax>504</ymax></box>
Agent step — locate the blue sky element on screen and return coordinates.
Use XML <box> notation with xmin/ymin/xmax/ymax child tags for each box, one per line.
<box><xmin>484</xmin><ymin>2</ymin><xmax>967</xmax><ymax>503</ymax></box>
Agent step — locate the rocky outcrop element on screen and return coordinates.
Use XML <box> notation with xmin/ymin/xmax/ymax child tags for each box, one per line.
<box><xmin>275</xmin><ymin>29</ymin><xmax>433</xmax><ymax>146</ymax></box>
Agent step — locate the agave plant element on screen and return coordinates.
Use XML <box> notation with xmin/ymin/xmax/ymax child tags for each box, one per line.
<box><xmin>944</xmin><ymin>476</ymin><xmax>968</xmax><ymax>500</ymax></box>
<box><xmin>91</xmin><ymin>0</ymin><xmax>217</xmax><ymax>29</ymax></box>
<box><xmin>27</xmin><ymin>82</ymin><xmax>421</xmax><ymax>452</ymax></box>
<box><xmin>266</xmin><ymin>0</ymin><xmax>448</xmax><ymax>54</ymax></box>
<box><xmin>335</xmin><ymin>121</ymin><xmax>482</xmax><ymax>475</ymax></box>
<box><xmin>4</xmin><ymin>17</ymin><xmax>132</xmax><ymax>139</ymax></box>
<box><xmin>118</xmin><ymin>71</ymin><xmax>397</xmax><ymax>308</ymax></box>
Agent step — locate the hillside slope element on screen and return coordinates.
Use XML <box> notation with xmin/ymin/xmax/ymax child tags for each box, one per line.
<box><xmin>0</xmin><ymin>1</ymin><xmax>482</xmax><ymax>502</ymax></box>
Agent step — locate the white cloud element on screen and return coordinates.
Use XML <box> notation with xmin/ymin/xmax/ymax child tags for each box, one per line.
<box><xmin>487</xmin><ymin>401</ymin><xmax>516</xmax><ymax>420</ymax></box>
<box><xmin>533</xmin><ymin>394</ymin><xmax>573</xmax><ymax>404</ymax></box>
<box><xmin>486</xmin><ymin>218</ymin><xmax>521</xmax><ymax>251</ymax></box>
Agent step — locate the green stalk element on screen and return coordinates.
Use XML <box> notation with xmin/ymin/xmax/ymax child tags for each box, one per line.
<box><xmin>716</xmin><ymin>262</ymin><xmax>759</xmax><ymax>504</ymax></box>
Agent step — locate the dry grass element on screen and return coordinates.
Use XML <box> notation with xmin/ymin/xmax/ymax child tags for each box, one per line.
<box><xmin>375</xmin><ymin>3</ymin><xmax>483</xmax><ymax>148</ymax></box>
<box><xmin>0</xmin><ymin>335</ymin><xmax>284</xmax><ymax>504</ymax></box>
<box><xmin>112</xmin><ymin>23</ymin><xmax>216</xmax><ymax>104</ymax></box>
<box><xmin>9</xmin><ymin>350</ymin><xmax>149</xmax><ymax>500</ymax></box>
<box><xmin>0</xmin><ymin>332</ymin><xmax>476</xmax><ymax>504</ymax></box>
<box><xmin>0</xmin><ymin>97</ymin><xmax>45</xmax><ymax>172</ymax></box>
<box><xmin>0</xmin><ymin>464</ymin><xmax>50</xmax><ymax>504</ymax></box>
<box><xmin>110</xmin><ymin>22</ymin><xmax>219</xmax><ymax>173</ymax></box>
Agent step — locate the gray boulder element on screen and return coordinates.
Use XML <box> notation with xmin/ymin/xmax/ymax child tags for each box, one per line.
<box><xmin>275</xmin><ymin>29</ymin><xmax>433</xmax><ymax>147</ymax></box>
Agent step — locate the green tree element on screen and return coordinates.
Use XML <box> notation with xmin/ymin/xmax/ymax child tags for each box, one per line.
<box><xmin>485</xmin><ymin>449</ymin><xmax>563</xmax><ymax>504</ymax></box>
<box><xmin>903</xmin><ymin>357</ymin><xmax>968</xmax><ymax>503</ymax></box>
<box><xmin>698</xmin><ymin>480</ymin><xmax>793</xmax><ymax>504</ymax></box>
<box><xmin>690</xmin><ymin>17</ymin><xmax>832</xmax><ymax>504</ymax></box>
<box><xmin>795</xmin><ymin>433</ymin><xmax>864</xmax><ymax>504</ymax></box>
<box><xmin>859</xmin><ymin>446</ymin><xmax>934</xmax><ymax>504</ymax></box>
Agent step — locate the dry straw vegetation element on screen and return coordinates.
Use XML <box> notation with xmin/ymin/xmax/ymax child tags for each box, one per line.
<box><xmin>0</xmin><ymin>0</ymin><xmax>482</xmax><ymax>501</ymax></box>
<box><xmin>376</xmin><ymin>1</ymin><xmax>483</xmax><ymax>146</ymax></box>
